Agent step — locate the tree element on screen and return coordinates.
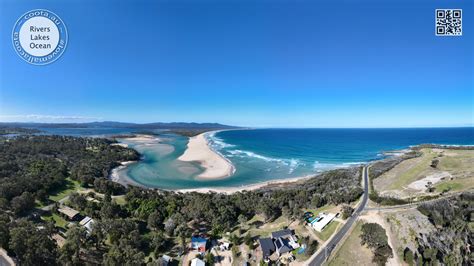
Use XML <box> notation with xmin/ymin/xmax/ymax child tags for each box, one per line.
<box><xmin>360</xmin><ymin>223</ymin><xmax>393</xmax><ymax>266</ymax></box>
<box><xmin>9</xmin><ymin>221</ymin><xmax>58</xmax><ymax>265</ymax></box>
<box><xmin>100</xmin><ymin>201</ymin><xmax>121</xmax><ymax>219</ymax></box>
<box><xmin>425</xmin><ymin>181</ymin><xmax>434</xmax><ymax>193</ymax></box>
<box><xmin>238</xmin><ymin>214</ymin><xmax>248</xmax><ymax>228</ymax></box>
<box><xmin>69</xmin><ymin>192</ymin><xmax>87</xmax><ymax>210</ymax></box>
<box><xmin>403</xmin><ymin>247</ymin><xmax>414</xmax><ymax>266</ymax></box>
<box><xmin>341</xmin><ymin>205</ymin><xmax>354</xmax><ymax>219</ymax></box>
<box><xmin>59</xmin><ymin>225</ymin><xmax>88</xmax><ymax>264</ymax></box>
<box><xmin>164</xmin><ymin>217</ymin><xmax>176</xmax><ymax>236</ymax></box>
<box><xmin>36</xmin><ymin>189</ymin><xmax>49</xmax><ymax>204</ymax></box>
<box><xmin>282</xmin><ymin>206</ymin><xmax>291</xmax><ymax>223</ymax></box>
<box><xmin>10</xmin><ymin>192</ymin><xmax>34</xmax><ymax>215</ymax></box>
<box><xmin>243</xmin><ymin>234</ymin><xmax>253</xmax><ymax>249</ymax></box>
<box><xmin>0</xmin><ymin>214</ymin><xmax>10</xmax><ymax>248</ymax></box>
<box><xmin>103</xmin><ymin>241</ymin><xmax>145</xmax><ymax>266</ymax></box>
<box><xmin>147</xmin><ymin>210</ymin><xmax>164</xmax><ymax>231</ymax></box>
<box><xmin>205</xmin><ymin>252</ymin><xmax>215</xmax><ymax>266</ymax></box>
<box><xmin>311</xmin><ymin>195</ymin><xmax>323</xmax><ymax>208</ymax></box>
<box><xmin>229</xmin><ymin>234</ymin><xmax>239</xmax><ymax>246</ymax></box>
<box><xmin>149</xmin><ymin>231</ymin><xmax>166</xmax><ymax>254</ymax></box>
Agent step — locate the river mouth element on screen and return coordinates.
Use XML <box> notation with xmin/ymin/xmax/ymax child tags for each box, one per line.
<box><xmin>114</xmin><ymin>128</ymin><xmax>474</xmax><ymax>190</ymax></box>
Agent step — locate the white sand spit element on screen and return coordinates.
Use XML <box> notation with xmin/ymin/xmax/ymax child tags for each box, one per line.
<box><xmin>178</xmin><ymin>132</ymin><xmax>235</xmax><ymax>179</ymax></box>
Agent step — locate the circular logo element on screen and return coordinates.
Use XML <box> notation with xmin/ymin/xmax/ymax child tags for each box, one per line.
<box><xmin>12</xmin><ymin>9</ymin><xmax>68</xmax><ymax>65</ymax></box>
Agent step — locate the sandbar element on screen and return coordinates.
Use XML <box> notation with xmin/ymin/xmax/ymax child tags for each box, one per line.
<box><xmin>178</xmin><ymin>132</ymin><xmax>235</xmax><ymax>179</ymax></box>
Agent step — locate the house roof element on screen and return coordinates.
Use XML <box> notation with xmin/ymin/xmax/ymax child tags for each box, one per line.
<box><xmin>79</xmin><ymin>216</ymin><xmax>92</xmax><ymax>226</ymax></box>
<box><xmin>162</xmin><ymin>255</ymin><xmax>171</xmax><ymax>262</ymax></box>
<box><xmin>312</xmin><ymin>213</ymin><xmax>336</xmax><ymax>232</ymax></box>
<box><xmin>52</xmin><ymin>234</ymin><xmax>66</xmax><ymax>248</ymax></box>
<box><xmin>274</xmin><ymin>237</ymin><xmax>292</xmax><ymax>254</ymax></box>
<box><xmin>79</xmin><ymin>217</ymin><xmax>94</xmax><ymax>232</ymax></box>
<box><xmin>271</xmin><ymin>229</ymin><xmax>293</xmax><ymax>239</ymax></box>
<box><xmin>191</xmin><ymin>258</ymin><xmax>205</xmax><ymax>266</ymax></box>
<box><xmin>191</xmin><ymin>236</ymin><xmax>208</xmax><ymax>243</ymax></box>
<box><xmin>258</xmin><ymin>237</ymin><xmax>275</xmax><ymax>257</ymax></box>
<box><xmin>58</xmin><ymin>206</ymin><xmax>80</xmax><ymax>219</ymax></box>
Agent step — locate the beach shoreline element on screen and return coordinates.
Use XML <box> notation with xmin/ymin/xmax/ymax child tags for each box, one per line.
<box><xmin>175</xmin><ymin>174</ymin><xmax>314</xmax><ymax>194</ymax></box>
<box><xmin>178</xmin><ymin>131</ymin><xmax>235</xmax><ymax>179</ymax></box>
<box><xmin>107</xmin><ymin>131</ymin><xmax>418</xmax><ymax>194</ymax></box>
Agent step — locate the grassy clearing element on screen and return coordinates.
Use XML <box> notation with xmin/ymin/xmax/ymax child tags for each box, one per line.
<box><xmin>386</xmin><ymin>149</ymin><xmax>437</xmax><ymax>190</ymax></box>
<box><xmin>42</xmin><ymin>213</ymin><xmax>68</xmax><ymax>229</ymax></box>
<box><xmin>438</xmin><ymin>150</ymin><xmax>474</xmax><ymax>172</ymax></box>
<box><xmin>305</xmin><ymin>204</ymin><xmax>339</xmax><ymax>216</ymax></box>
<box><xmin>49</xmin><ymin>177</ymin><xmax>82</xmax><ymax>202</ymax></box>
<box><xmin>326</xmin><ymin>221</ymin><xmax>375</xmax><ymax>266</ymax></box>
<box><xmin>241</xmin><ymin>215</ymin><xmax>289</xmax><ymax>238</ymax></box>
<box><xmin>314</xmin><ymin>221</ymin><xmax>340</xmax><ymax>241</ymax></box>
<box><xmin>435</xmin><ymin>182</ymin><xmax>464</xmax><ymax>192</ymax></box>
<box><xmin>375</xmin><ymin>148</ymin><xmax>474</xmax><ymax>197</ymax></box>
<box><xmin>113</xmin><ymin>195</ymin><xmax>127</xmax><ymax>205</ymax></box>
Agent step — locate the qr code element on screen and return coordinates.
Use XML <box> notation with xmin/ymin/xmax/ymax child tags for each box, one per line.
<box><xmin>436</xmin><ymin>9</ymin><xmax>462</xmax><ymax>36</ymax></box>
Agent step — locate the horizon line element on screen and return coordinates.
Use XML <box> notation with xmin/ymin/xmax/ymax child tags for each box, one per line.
<box><xmin>0</xmin><ymin>121</ymin><xmax>473</xmax><ymax>129</ymax></box>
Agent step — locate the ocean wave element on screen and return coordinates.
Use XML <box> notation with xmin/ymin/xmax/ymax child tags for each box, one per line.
<box><xmin>207</xmin><ymin>132</ymin><xmax>236</xmax><ymax>149</ymax></box>
<box><xmin>288</xmin><ymin>159</ymin><xmax>300</xmax><ymax>174</ymax></box>
<box><xmin>313</xmin><ymin>161</ymin><xmax>363</xmax><ymax>171</ymax></box>
<box><xmin>227</xmin><ymin>149</ymin><xmax>302</xmax><ymax>173</ymax></box>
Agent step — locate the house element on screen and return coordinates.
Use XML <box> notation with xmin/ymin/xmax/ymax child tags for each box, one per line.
<box><xmin>191</xmin><ymin>236</ymin><xmax>208</xmax><ymax>252</ymax></box>
<box><xmin>219</xmin><ymin>241</ymin><xmax>230</xmax><ymax>251</ymax></box>
<box><xmin>258</xmin><ymin>237</ymin><xmax>276</xmax><ymax>259</ymax></box>
<box><xmin>271</xmin><ymin>229</ymin><xmax>300</xmax><ymax>255</ymax></box>
<box><xmin>58</xmin><ymin>206</ymin><xmax>80</xmax><ymax>221</ymax></box>
<box><xmin>161</xmin><ymin>255</ymin><xmax>172</xmax><ymax>266</ymax></box>
<box><xmin>79</xmin><ymin>216</ymin><xmax>95</xmax><ymax>232</ymax></box>
<box><xmin>190</xmin><ymin>258</ymin><xmax>205</xmax><ymax>266</ymax></box>
<box><xmin>311</xmin><ymin>213</ymin><xmax>336</xmax><ymax>232</ymax></box>
<box><xmin>258</xmin><ymin>229</ymin><xmax>300</xmax><ymax>259</ymax></box>
<box><xmin>52</xmin><ymin>234</ymin><xmax>66</xmax><ymax>248</ymax></box>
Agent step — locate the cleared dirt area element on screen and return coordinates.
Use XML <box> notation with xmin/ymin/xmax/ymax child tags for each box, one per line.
<box><xmin>374</xmin><ymin>148</ymin><xmax>474</xmax><ymax>198</ymax></box>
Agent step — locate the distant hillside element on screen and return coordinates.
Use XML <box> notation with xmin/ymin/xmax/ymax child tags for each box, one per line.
<box><xmin>0</xmin><ymin>121</ymin><xmax>238</xmax><ymax>130</ymax></box>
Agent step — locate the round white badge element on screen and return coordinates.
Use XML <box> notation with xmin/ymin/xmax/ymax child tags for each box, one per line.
<box><xmin>12</xmin><ymin>9</ymin><xmax>68</xmax><ymax>65</ymax></box>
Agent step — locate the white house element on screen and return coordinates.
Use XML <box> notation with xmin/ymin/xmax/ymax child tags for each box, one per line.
<box><xmin>311</xmin><ymin>213</ymin><xmax>336</xmax><ymax>232</ymax></box>
<box><xmin>79</xmin><ymin>216</ymin><xmax>95</xmax><ymax>232</ymax></box>
<box><xmin>191</xmin><ymin>258</ymin><xmax>205</xmax><ymax>266</ymax></box>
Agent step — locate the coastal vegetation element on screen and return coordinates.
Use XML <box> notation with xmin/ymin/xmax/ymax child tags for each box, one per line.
<box><xmin>0</xmin><ymin>126</ymin><xmax>40</xmax><ymax>135</ymax></box>
<box><xmin>414</xmin><ymin>193</ymin><xmax>473</xmax><ymax>265</ymax></box>
<box><xmin>359</xmin><ymin>223</ymin><xmax>393</xmax><ymax>266</ymax></box>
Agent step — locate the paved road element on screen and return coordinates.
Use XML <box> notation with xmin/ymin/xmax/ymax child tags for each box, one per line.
<box><xmin>308</xmin><ymin>166</ymin><xmax>369</xmax><ymax>266</ymax></box>
<box><xmin>0</xmin><ymin>249</ymin><xmax>14</xmax><ymax>266</ymax></box>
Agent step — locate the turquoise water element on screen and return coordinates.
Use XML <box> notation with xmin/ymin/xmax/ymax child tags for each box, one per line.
<box><xmin>117</xmin><ymin>134</ymin><xmax>206</xmax><ymax>188</ymax></box>
<box><xmin>33</xmin><ymin>127</ymin><xmax>474</xmax><ymax>189</ymax></box>
<box><xmin>116</xmin><ymin>128</ymin><xmax>473</xmax><ymax>189</ymax></box>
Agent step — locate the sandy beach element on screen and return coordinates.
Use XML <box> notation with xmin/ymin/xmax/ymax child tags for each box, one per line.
<box><xmin>178</xmin><ymin>132</ymin><xmax>235</xmax><ymax>179</ymax></box>
<box><xmin>109</xmin><ymin>160</ymin><xmax>141</xmax><ymax>186</ymax></box>
<box><xmin>176</xmin><ymin>175</ymin><xmax>313</xmax><ymax>194</ymax></box>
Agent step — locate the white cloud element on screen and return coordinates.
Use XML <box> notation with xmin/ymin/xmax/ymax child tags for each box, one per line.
<box><xmin>0</xmin><ymin>114</ymin><xmax>102</xmax><ymax>123</ymax></box>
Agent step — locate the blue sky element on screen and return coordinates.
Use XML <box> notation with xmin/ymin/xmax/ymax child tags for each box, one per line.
<box><xmin>0</xmin><ymin>0</ymin><xmax>473</xmax><ymax>127</ymax></box>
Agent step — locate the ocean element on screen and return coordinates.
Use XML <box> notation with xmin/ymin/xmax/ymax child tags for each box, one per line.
<box><xmin>33</xmin><ymin>127</ymin><xmax>474</xmax><ymax>189</ymax></box>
